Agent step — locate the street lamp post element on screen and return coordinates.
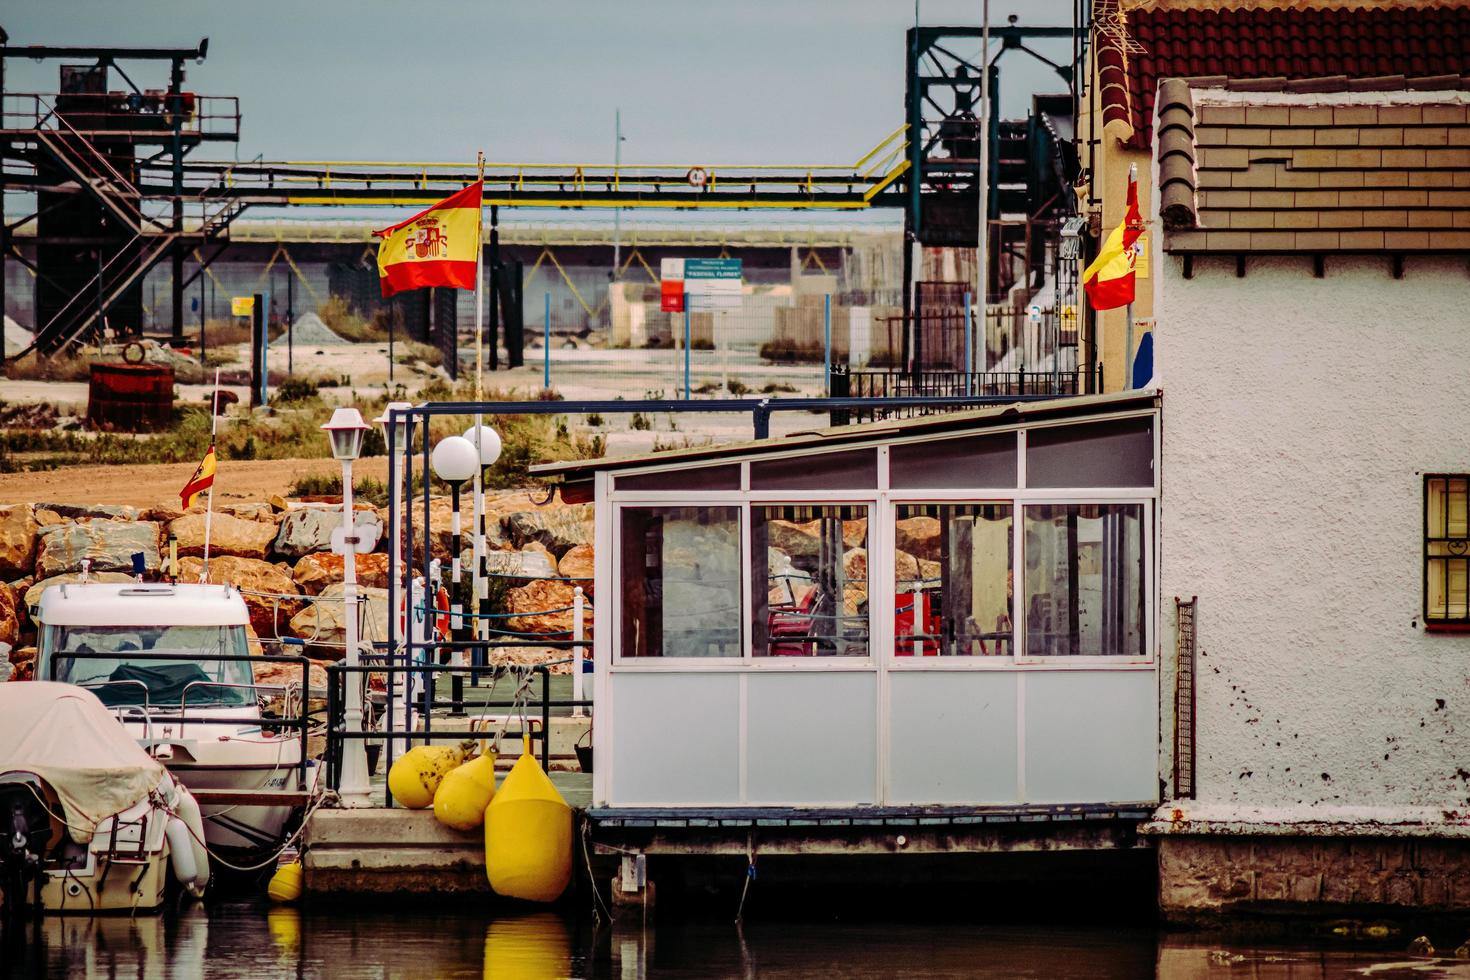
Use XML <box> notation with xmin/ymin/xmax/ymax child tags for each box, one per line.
<box><xmin>461</xmin><ymin>423</ymin><xmax>504</xmax><ymax>678</ymax></box>
<box><xmin>430</xmin><ymin>435</ymin><xmax>479</xmax><ymax>716</ymax></box>
<box><xmin>322</xmin><ymin>406</ymin><xmax>372</xmax><ymax>808</ymax></box>
<box><xmin>375</xmin><ymin>401</ymin><xmax>415</xmax><ymax>742</ymax></box>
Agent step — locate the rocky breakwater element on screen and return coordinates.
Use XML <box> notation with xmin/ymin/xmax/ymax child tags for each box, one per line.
<box><xmin>1</xmin><ymin>490</ymin><xmax>599</xmax><ymax>679</ymax></box>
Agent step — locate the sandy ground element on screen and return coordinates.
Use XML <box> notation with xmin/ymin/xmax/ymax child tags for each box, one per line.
<box><xmin>0</xmin><ymin>456</ymin><xmax>392</xmax><ymax>509</ymax></box>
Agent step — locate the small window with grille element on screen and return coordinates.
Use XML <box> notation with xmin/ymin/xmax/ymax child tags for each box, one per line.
<box><xmin>1425</xmin><ymin>475</ymin><xmax>1470</xmax><ymax>628</ymax></box>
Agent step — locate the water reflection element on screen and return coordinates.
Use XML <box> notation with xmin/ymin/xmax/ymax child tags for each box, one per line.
<box><xmin>8</xmin><ymin>902</ymin><xmax>1470</xmax><ymax>979</ymax></box>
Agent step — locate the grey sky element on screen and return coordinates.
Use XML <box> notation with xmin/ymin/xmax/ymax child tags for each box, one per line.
<box><xmin>6</xmin><ymin>1</ymin><xmax>1079</xmax><ymax>167</ymax></box>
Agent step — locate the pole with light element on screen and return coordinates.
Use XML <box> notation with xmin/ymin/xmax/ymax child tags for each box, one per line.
<box><xmin>375</xmin><ymin>401</ymin><xmax>415</xmax><ymax>738</ymax></box>
<box><xmin>322</xmin><ymin>406</ymin><xmax>372</xmax><ymax>807</ymax></box>
<box><xmin>461</xmin><ymin>422</ymin><xmax>503</xmax><ymax>671</ymax></box>
<box><xmin>430</xmin><ymin>434</ymin><xmax>479</xmax><ymax>716</ymax></box>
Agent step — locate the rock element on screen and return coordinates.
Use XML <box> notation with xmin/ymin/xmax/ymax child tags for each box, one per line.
<box><xmin>483</xmin><ymin>548</ymin><xmax>557</xmax><ymax>582</ymax></box>
<box><xmin>1408</xmin><ymin>936</ymin><xmax>1435</xmax><ymax>957</ymax></box>
<box><xmin>766</xmin><ymin>520</ymin><xmax>820</xmax><ymax>559</ymax></box>
<box><xmin>35</xmin><ymin>509</ymin><xmax>67</xmax><ymax>528</ymax></box>
<box><xmin>143</xmin><ymin>506</ymin><xmax>185</xmax><ymax>525</ymax></box>
<box><xmin>253</xmin><ymin>656</ymin><xmax>330</xmax><ymax>693</ymax></box>
<box><xmin>170</xmin><ymin>512</ymin><xmax>279</xmax><ymax>559</ymax></box>
<box><xmin>273</xmin><ymin>508</ymin><xmax>382</xmax><ymax>560</ymax></box>
<box><xmin>557</xmin><ymin>544</ymin><xmax>594</xmax><ymax>594</ymax></box>
<box><xmin>287</xmin><ymin>583</ymin><xmax>389</xmax><ymax>657</ymax></box>
<box><xmin>0</xmin><ymin>504</ymin><xmax>39</xmax><ymax>578</ymax></box>
<box><xmin>178</xmin><ymin>556</ymin><xmax>302</xmax><ymax>638</ymax></box>
<box><xmin>505</xmin><ymin>579</ymin><xmax>593</xmax><ymax>635</ymax></box>
<box><xmin>224</xmin><ymin>502</ymin><xmax>277</xmax><ymax>522</ymax></box>
<box><xmin>504</xmin><ymin>505</ymin><xmax>594</xmax><ymax>559</ymax></box>
<box><xmin>0</xmin><ymin>582</ymin><xmax>19</xmax><ymax>646</ymax></box>
<box><xmin>38</xmin><ymin>502</ymin><xmax>141</xmax><ymax>522</ymax></box>
<box><xmin>895</xmin><ymin>516</ymin><xmax>941</xmax><ymax>563</ymax></box>
<box><xmin>24</xmin><ymin>572</ymin><xmax>135</xmax><ymax>610</ymax></box>
<box><xmin>8</xmin><ymin>645</ymin><xmax>36</xmax><ymax>682</ymax></box>
<box><xmin>292</xmin><ymin>552</ymin><xmax>391</xmax><ymax>596</ymax></box>
<box><xmin>35</xmin><ymin>520</ymin><xmax>162</xmax><ymax>578</ymax></box>
<box><xmin>1455</xmin><ymin>940</ymin><xmax>1470</xmax><ymax>960</ymax></box>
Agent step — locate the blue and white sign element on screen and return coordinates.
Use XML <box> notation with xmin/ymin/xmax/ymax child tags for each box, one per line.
<box><xmin>683</xmin><ymin>257</ymin><xmax>743</xmax><ymax>311</ymax></box>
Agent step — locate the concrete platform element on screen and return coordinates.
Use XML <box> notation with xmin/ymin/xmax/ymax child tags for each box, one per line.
<box><xmin>303</xmin><ymin>771</ymin><xmax>592</xmax><ymax>895</ymax></box>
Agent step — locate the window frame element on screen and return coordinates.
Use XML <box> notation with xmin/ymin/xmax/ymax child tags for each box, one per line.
<box><xmin>1424</xmin><ymin>473</ymin><xmax>1470</xmax><ymax>631</ymax></box>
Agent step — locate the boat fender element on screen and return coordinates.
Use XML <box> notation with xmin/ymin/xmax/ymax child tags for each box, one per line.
<box><xmin>388</xmin><ymin>740</ymin><xmax>472</xmax><ymax>809</ymax></box>
<box><xmin>485</xmin><ymin>736</ymin><xmax>572</xmax><ymax>903</ymax></box>
<box><xmin>433</xmin><ymin>750</ymin><xmax>497</xmax><ymax>831</ymax></box>
<box><xmin>168</xmin><ymin>786</ymin><xmax>211</xmax><ymax>896</ymax></box>
<box><xmin>268</xmin><ymin>861</ymin><xmax>304</xmax><ymax>902</ymax></box>
<box><xmin>165</xmin><ymin>817</ymin><xmax>206</xmax><ymax>899</ymax></box>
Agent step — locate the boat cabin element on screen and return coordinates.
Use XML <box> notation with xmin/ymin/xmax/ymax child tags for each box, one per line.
<box><xmin>536</xmin><ymin>390</ymin><xmax>1161</xmax><ymax>813</ymax></box>
<box><xmin>35</xmin><ymin>583</ymin><xmax>256</xmax><ymax>708</ymax></box>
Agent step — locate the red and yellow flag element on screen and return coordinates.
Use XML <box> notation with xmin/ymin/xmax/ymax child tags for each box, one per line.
<box><xmin>181</xmin><ymin>445</ymin><xmax>216</xmax><ymax>510</ymax></box>
<box><xmin>1083</xmin><ymin>166</ymin><xmax>1144</xmax><ymax>311</ymax></box>
<box><xmin>373</xmin><ymin>181</ymin><xmax>483</xmax><ymax>298</ymax></box>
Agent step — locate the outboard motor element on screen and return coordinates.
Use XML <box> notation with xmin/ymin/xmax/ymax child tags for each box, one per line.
<box><xmin>0</xmin><ymin>776</ymin><xmax>62</xmax><ymax>927</ymax></box>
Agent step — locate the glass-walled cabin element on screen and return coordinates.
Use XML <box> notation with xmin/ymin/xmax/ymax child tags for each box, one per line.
<box><xmin>548</xmin><ymin>393</ymin><xmax>1161</xmax><ymax>812</ymax></box>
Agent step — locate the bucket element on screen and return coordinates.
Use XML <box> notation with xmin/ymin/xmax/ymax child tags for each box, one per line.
<box><xmin>87</xmin><ymin>363</ymin><xmax>174</xmax><ymax>432</ymax></box>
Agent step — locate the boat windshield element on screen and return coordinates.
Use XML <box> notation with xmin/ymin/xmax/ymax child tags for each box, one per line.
<box><xmin>43</xmin><ymin>625</ymin><xmax>255</xmax><ymax>707</ymax></box>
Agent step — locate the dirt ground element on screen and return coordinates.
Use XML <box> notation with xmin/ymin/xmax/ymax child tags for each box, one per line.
<box><xmin>0</xmin><ymin>456</ymin><xmax>392</xmax><ymax>509</ymax></box>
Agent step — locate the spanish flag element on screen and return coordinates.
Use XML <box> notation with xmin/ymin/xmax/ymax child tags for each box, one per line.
<box><xmin>374</xmin><ymin>181</ymin><xmax>483</xmax><ymax>298</ymax></box>
<box><xmin>181</xmin><ymin>445</ymin><xmax>216</xmax><ymax>510</ymax></box>
<box><xmin>1083</xmin><ymin>165</ymin><xmax>1144</xmax><ymax>311</ymax></box>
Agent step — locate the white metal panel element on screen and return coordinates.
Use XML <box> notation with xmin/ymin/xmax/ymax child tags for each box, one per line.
<box><xmin>609</xmin><ymin>672</ymin><xmax>741</xmax><ymax>805</ymax></box>
<box><xmin>887</xmin><ymin>671</ymin><xmax>1019</xmax><ymax>804</ymax></box>
<box><xmin>1022</xmin><ymin>670</ymin><xmax>1158</xmax><ymax>804</ymax></box>
<box><xmin>745</xmin><ymin>672</ymin><xmax>877</xmax><ymax>805</ymax></box>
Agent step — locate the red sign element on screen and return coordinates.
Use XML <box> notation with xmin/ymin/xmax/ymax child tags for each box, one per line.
<box><xmin>660</xmin><ymin>279</ymin><xmax>685</xmax><ymax>313</ymax></box>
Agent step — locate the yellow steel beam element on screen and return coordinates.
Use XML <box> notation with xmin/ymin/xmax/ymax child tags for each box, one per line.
<box><xmin>863</xmin><ymin>159</ymin><xmax>911</xmax><ymax>203</ymax></box>
<box><xmin>286</xmin><ymin>195</ymin><xmax>874</xmax><ymax>209</ymax></box>
<box><xmin>851</xmin><ymin>123</ymin><xmax>910</xmax><ymax>170</ymax></box>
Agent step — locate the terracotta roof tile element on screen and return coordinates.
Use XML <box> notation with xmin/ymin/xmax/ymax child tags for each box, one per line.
<box><xmin>1156</xmin><ymin>76</ymin><xmax>1470</xmax><ymax>254</ymax></box>
<box><xmin>1102</xmin><ymin>4</ymin><xmax>1470</xmax><ymax>149</ymax></box>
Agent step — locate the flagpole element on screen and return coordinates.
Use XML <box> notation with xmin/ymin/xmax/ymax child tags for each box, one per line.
<box><xmin>201</xmin><ymin>367</ymin><xmax>220</xmax><ymax>580</ymax></box>
<box><xmin>1124</xmin><ymin>162</ymin><xmax>1137</xmax><ymax>391</ymax></box>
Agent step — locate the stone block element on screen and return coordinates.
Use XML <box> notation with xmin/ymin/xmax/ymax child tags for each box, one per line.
<box><xmin>1386</xmin><ymin>875</ymin><xmax>1418</xmax><ymax>907</ymax></box>
<box><xmin>1289</xmin><ymin>873</ymin><xmax>1323</xmax><ymax>903</ymax></box>
<box><xmin>1420</xmin><ymin>873</ymin><xmax>1449</xmax><ymax>908</ymax></box>
<box><xmin>1256</xmin><ymin>871</ymin><xmax>1290</xmax><ymax>901</ymax></box>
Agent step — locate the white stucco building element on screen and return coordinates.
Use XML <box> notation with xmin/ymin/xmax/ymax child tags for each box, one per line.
<box><xmin>1144</xmin><ymin>76</ymin><xmax>1470</xmax><ymax>918</ymax></box>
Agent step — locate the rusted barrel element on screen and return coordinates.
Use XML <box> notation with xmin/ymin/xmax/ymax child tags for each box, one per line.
<box><xmin>87</xmin><ymin>363</ymin><xmax>175</xmax><ymax>431</ymax></box>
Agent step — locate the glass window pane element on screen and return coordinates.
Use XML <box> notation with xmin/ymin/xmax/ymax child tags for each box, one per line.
<box><xmin>1023</xmin><ymin>504</ymin><xmax>1145</xmax><ymax>657</ymax></box>
<box><xmin>1025</xmin><ymin>417</ymin><xmax>1154</xmax><ymax>488</ymax></box>
<box><xmin>894</xmin><ymin>504</ymin><xmax>1013</xmax><ymax>657</ymax></box>
<box><xmin>750</xmin><ymin>450</ymin><xmax>877</xmax><ymax>490</ymax></box>
<box><xmin>752</xmin><ymin>505</ymin><xmax>869</xmax><ymax>657</ymax></box>
<box><xmin>889</xmin><ymin>434</ymin><xmax>1017</xmax><ymax>489</ymax></box>
<box><xmin>619</xmin><ymin>506</ymin><xmax>741</xmax><ymax>657</ymax></box>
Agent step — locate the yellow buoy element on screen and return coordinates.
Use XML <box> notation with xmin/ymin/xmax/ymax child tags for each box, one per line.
<box><xmin>434</xmin><ymin>749</ymin><xmax>498</xmax><ymax>831</ymax></box>
<box><xmin>482</xmin><ymin>913</ymin><xmax>570</xmax><ymax>979</ymax></box>
<box><xmin>485</xmin><ymin>737</ymin><xmax>572</xmax><ymax>902</ymax></box>
<box><xmin>266</xmin><ymin>860</ymin><xmax>303</xmax><ymax>903</ymax></box>
<box><xmin>388</xmin><ymin>741</ymin><xmax>473</xmax><ymax>809</ymax></box>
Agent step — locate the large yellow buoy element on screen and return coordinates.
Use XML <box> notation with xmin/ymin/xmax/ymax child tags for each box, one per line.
<box><xmin>485</xmin><ymin>737</ymin><xmax>572</xmax><ymax>902</ymax></box>
<box><xmin>266</xmin><ymin>860</ymin><xmax>303</xmax><ymax>903</ymax></box>
<box><xmin>434</xmin><ymin>749</ymin><xmax>498</xmax><ymax>831</ymax></box>
<box><xmin>388</xmin><ymin>741</ymin><xmax>473</xmax><ymax>809</ymax></box>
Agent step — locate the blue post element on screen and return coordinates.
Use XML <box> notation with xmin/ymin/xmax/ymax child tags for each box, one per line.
<box><xmin>823</xmin><ymin>293</ymin><xmax>832</xmax><ymax>395</ymax></box>
<box><xmin>683</xmin><ymin>305</ymin><xmax>691</xmax><ymax>400</ymax></box>
<box><xmin>542</xmin><ymin>292</ymin><xmax>551</xmax><ymax>390</ymax></box>
<box><xmin>963</xmin><ymin>290</ymin><xmax>973</xmax><ymax>396</ymax></box>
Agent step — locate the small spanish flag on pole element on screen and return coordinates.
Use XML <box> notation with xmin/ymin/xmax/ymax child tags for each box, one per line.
<box><xmin>180</xmin><ymin>445</ymin><xmax>216</xmax><ymax>509</ymax></box>
<box><xmin>1082</xmin><ymin>163</ymin><xmax>1145</xmax><ymax>311</ymax></box>
<box><xmin>374</xmin><ymin>180</ymin><xmax>484</xmax><ymax>298</ymax></box>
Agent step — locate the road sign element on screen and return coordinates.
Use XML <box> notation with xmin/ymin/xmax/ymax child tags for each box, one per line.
<box><xmin>660</xmin><ymin>258</ymin><xmax>685</xmax><ymax>312</ymax></box>
<box><xmin>684</xmin><ymin>258</ymin><xmax>743</xmax><ymax>311</ymax></box>
<box><xmin>231</xmin><ymin>296</ymin><xmax>254</xmax><ymax>317</ymax></box>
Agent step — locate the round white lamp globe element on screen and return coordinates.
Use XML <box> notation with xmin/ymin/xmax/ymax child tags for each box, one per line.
<box><xmin>430</xmin><ymin>435</ymin><xmax>479</xmax><ymax>484</ymax></box>
<box><xmin>461</xmin><ymin>423</ymin><xmax>503</xmax><ymax>468</ymax></box>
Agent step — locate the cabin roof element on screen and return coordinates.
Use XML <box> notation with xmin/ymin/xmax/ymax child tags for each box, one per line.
<box><xmin>531</xmin><ymin>390</ymin><xmax>1159</xmax><ymax>481</ymax></box>
<box><xmin>34</xmin><ymin>583</ymin><xmax>250</xmax><ymax>627</ymax></box>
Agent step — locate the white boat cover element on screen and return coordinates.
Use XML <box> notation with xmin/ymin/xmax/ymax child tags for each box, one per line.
<box><xmin>0</xmin><ymin>682</ymin><xmax>166</xmax><ymax>844</ymax></box>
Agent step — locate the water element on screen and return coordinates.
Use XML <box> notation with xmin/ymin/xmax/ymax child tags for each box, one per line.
<box><xmin>8</xmin><ymin>901</ymin><xmax>1470</xmax><ymax>979</ymax></box>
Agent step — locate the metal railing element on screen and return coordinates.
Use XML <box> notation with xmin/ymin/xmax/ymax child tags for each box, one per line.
<box><xmin>1</xmin><ymin>91</ymin><xmax>241</xmax><ymax>139</ymax></box>
<box><xmin>322</xmin><ymin>651</ymin><xmax>592</xmax><ymax>808</ymax></box>
<box><xmin>47</xmin><ymin>650</ymin><xmax>314</xmax><ymax>792</ymax></box>
<box><xmin>829</xmin><ymin>364</ymin><xmax>1100</xmax><ymax>423</ymax></box>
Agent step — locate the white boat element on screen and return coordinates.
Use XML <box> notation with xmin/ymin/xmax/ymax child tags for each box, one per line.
<box><xmin>0</xmin><ymin>682</ymin><xmax>210</xmax><ymax>915</ymax></box>
<box><xmin>32</xmin><ymin>582</ymin><xmax>318</xmax><ymax>861</ymax></box>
